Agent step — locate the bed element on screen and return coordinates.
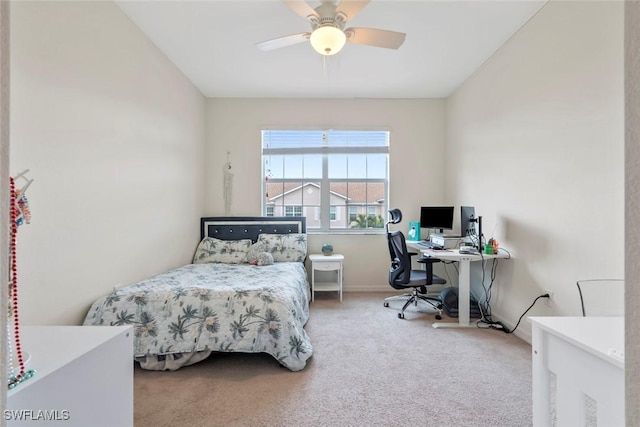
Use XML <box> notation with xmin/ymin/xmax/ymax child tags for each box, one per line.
<box><xmin>83</xmin><ymin>216</ymin><xmax>313</xmax><ymax>371</ymax></box>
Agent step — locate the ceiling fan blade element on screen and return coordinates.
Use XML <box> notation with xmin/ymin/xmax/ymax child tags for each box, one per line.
<box><xmin>282</xmin><ymin>0</ymin><xmax>319</xmax><ymax>22</ymax></box>
<box><xmin>256</xmin><ymin>33</ymin><xmax>310</xmax><ymax>52</ymax></box>
<box><xmin>345</xmin><ymin>27</ymin><xmax>406</xmax><ymax>49</ymax></box>
<box><xmin>335</xmin><ymin>0</ymin><xmax>371</xmax><ymax>22</ymax></box>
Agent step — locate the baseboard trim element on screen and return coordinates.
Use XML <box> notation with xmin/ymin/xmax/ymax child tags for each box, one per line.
<box><xmin>343</xmin><ymin>286</ymin><xmax>395</xmax><ymax>292</ymax></box>
<box><xmin>489</xmin><ymin>312</ymin><xmax>532</xmax><ymax>344</ymax></box>
<box><xmin>344</xmin><ymin>284</ymin><xmax>449</xmax><ymax>293</ymax></box>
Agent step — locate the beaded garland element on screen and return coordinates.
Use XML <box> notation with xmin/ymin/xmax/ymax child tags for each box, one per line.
<box><xmin>7</xmin><ymin>176</ymin><xmax>36</xmax><ymax>389</ymax></box>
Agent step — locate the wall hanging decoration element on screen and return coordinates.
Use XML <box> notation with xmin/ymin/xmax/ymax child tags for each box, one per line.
<box><xmin>223</xmin><ymin>152</ymin><xmax>233</xmax><ymax>216</ymax></box>
<box><xmin>7</xmin><ymin>170</ymin><xmax>36</xmax><ymax>389</ymax></box>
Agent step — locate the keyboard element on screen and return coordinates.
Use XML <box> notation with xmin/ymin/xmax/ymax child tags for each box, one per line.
<box><xmin>417</xmin><ymin>241</ymin><xmax>443</xmax><ymax>250</ymax></box>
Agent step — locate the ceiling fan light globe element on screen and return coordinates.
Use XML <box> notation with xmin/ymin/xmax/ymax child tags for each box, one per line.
<box><xmin>310</xmin><ymin>26</ymin><xmax>346</xmax><ymax>56</ymax></box>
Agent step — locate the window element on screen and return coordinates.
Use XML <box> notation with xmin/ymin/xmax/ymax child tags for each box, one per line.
<box><xmin>285</xmin><ymin>206</ymin><xmax>303</xmax><ymax>217</ymax></box>
<box><xmin>262</xmin><ymin>130</ymin><xmax>389</xmax><ymax>232</ymax></box>
<box><xmin>349</xmin><ymin>206</ymin><xmax>358</xmax><ymax>223</ymax></box>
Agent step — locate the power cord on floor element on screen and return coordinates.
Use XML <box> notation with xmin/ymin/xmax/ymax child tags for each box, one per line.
<box><xmin>479</xmin><ymin>294</ymin><xmax>550</xmax><ymax>333</ymax></box>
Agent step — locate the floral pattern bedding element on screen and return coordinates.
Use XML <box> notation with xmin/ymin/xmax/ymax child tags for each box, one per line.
<box><xmin>83</xmin><ymin>262</ymin><xmax>313</xmax><ymax>371</ymax></box>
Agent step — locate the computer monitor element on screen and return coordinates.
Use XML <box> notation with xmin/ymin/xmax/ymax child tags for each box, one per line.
<box><xmin>420</xmin><ymin>206</ymin><xmax>454</xmax><ymax>234</ymax></box>
<box><xmin>461</xmin><ymin>206</ymin><xmax>483</xmax><ymax>251</ymax></box>
<box><xmin>460</xmin><ymin>206</ymin><xmax>476</xmax><ymax>238</ymax></box>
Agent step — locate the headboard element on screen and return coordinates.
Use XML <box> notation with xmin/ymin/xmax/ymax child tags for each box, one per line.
<box><xmin>200</xmin><ymin>216</ymin><xmax>306</xmax><ymax>242</ymax></box>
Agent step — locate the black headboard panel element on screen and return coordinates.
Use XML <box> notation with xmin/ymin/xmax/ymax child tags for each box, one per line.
<box><xmin>200</xmin><ymin>217</ymin><xmax>306</xmax><ymax>242</ymax></box>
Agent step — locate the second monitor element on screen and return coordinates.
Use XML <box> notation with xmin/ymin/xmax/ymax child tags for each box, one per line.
<box><xmin>461</xmin><ymin>205</ymin><xmax>483</xmax><ymax>251</ymax></box>
<box><xmin>460</xmin><ymin>206</ymin><xmax>476</xmax><ymax>238</ymax></box>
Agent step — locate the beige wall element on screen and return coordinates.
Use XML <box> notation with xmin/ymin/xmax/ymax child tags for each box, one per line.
<box><xmin>446</xmin><ymin>1</ymin><xmax>624</xmax><ymax>340</ymax></box>
<box><xmin>205</xmin><ymin>98</ymin><xmax>447</xmax><ymax>291</ymax></box>
<box><xmin>10</xmin><ymin>1</ymin><xmax>206</xmax><ymax>325</ymax></box>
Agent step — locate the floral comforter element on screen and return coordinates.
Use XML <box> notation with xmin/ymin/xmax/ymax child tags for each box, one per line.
<box><xmin>83</xmin><ymin>262</ymin><xmax>313</xmax><ymax>371</ymax></box>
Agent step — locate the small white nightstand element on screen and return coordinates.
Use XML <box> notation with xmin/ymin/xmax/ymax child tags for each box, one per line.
<box><xmin>309</xmin><ymin>253</ymin><xmax>344</xmax><ymax>302</ymax></box>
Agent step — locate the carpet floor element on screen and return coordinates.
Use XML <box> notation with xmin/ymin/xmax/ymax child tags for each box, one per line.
<box><xmin>134</xmin><ymin>292</ymin><xmax>533</xmax><ymax>427</ymax></box>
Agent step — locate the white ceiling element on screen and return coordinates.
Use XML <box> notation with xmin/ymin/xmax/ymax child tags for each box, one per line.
<box><xmin>115</xmin><ymin>0</ymin><xmax>547</xmax><ymax>99</ymax></box>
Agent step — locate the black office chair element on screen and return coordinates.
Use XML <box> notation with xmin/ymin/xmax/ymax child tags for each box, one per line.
<box><xmin>383</xmin><ymin>209</ymin><xmax>445</xmax><ymax>319</ymax></box>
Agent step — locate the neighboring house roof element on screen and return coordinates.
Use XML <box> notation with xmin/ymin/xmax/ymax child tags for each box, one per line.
<box><xmin>267</xmin><ymin>182</ymin><xmax>347</xmax><ymax>201</ymax></box>
<box><xmin>266</xmin><ymin>182</ymin><xmax>385</xmax><ymax>204</ymax></box>
<box><xmin>266</xmin><ymin>182</ymin><xmax>328</xmax><ymax>202</ymax></box>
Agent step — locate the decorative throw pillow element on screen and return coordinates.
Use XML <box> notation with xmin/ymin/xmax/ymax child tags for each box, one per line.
<box><xmin>257</xmin><ymin>233</ymin><xmax>307</xmax><ymax>262</ymax></box>
<box><xmin>193</xmin><ymin>237</ymin><xmax>252</xmax><ymax>264</ymax></box>
<box><xmin>246</xmin><ymin>241</ymin><xmax>267</xmax><ymax>265</ymax></box>
<box><xmin>256</xmin><ymin>252</ymin><xmax>274</xmax><ymax>266</ymax></box>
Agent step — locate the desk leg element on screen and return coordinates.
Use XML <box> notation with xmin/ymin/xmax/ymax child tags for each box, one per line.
<box><xmin>458</xmin><ymin>260</ymin><xmax>471</xmax><ymax>326</ymax></box>
<box><xmin>433</xmin><ymin>260</ymin><xmax>474</xmax><ymax>329</ymax></box>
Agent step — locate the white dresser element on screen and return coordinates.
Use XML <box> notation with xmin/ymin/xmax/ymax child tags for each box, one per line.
<box><xmin>530</xmin><ymin>316</ymin><xmax>624</xmax><ymax>427</ymax></box>
<box><xmin>7</xmin><ymin>326</ymin><xmax>133</xmax><ymax>427</ymax></box>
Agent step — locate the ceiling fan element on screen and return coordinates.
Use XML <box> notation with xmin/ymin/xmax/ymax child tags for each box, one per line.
<box><xmin>256</xmin><ymin>0</ymin><xmax>406</xmax><ymax>56</ymax></box>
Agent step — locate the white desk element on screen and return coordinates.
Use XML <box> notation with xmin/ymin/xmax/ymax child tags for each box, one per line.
<box><xmin>529</xmin><ymin>316</ymin><xmax>624</xmax><ymax>427</ymax></box>
<box><xmin>408</xmin><ymin>244</ymin><xmax>510</xmax><ymax>328</ymax></box>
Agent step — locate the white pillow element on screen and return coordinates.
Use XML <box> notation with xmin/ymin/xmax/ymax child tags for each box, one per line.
<box><xmin>257</xmin><ymin>233</ymin><xmax>307</xmax><ymax>262</ymax></box>
<box><xmin>193</xmin><ymin>237</ymin><xmax>252</xmax><ymax>264</ymax></box>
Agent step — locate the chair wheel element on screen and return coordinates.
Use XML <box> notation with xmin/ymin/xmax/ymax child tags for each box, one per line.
<box><xmin>398</xmin><ymin>313</ymin><xmax>405</xmax><ymax>319</ymax></box>
<box><xmin>383</xmin><ymin>302</ymin><xmax>389</xmax><ymax>307</ymax></box>
<box><xmin>435</xmin><ymin>314</ymin><xmax>442</xmax><ymax>320</ymax></box>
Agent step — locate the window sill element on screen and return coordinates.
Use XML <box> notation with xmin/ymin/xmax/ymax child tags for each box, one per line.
<box><xmin>308</xmin><ymin>230</ymin><xmax>385</xmax><ymax>236</ymax></box>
